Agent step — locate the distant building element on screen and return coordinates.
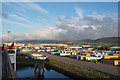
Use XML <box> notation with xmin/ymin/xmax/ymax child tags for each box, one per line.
<box><xmin>15</xmin><ymin>43</ymin><xmax>25</xmax><ymax>47</ymax></box>
<box><xmin>81</xmin><ymin>45</ymin><xmax>94</xmax><ymax>50</ymax></box>
<box><xmin>82</xmin><ymin>45</ymin><xmax>92</xmax><ymax>48</ymax></box>
<box><xmin>69</xmin><ymin>46</ymin><xmax>82</xmax><ymax>50</ymax></box>
<box><xmin>110</xmin><ymin>46</ymin><xmax>120</xmax><ymax>50</ymax></box>
<box><xmin>39</xmin><ymin>43</ymin><xmax>68</xmax><ymax>47</ymax></box>
<box><xmin>97</xmin><ymin>45</ymin><xmax>101</xmax><ymax>48</ymax></box>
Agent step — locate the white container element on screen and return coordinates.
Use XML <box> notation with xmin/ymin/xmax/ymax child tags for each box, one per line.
<box><xmin>22</xmin><ymin>49</ymin><xmax>31</xmax><ymax>52</ymax></box>
<box><xmin>86</xmin><ymin>56</ymin><xmax>101</xmax><ymax>60</ymax></box>
<box><xmin>31</xmin><ymin>53</ymin><xmax>43</xmax><ymax>57</ymax></box>
<box><xmin>60</xmin><ymin>53</ymin><xmax>71</xmax><ymax>56</ymax></box>
<box><xmin>33</xmin><ymin>56</ymin><xmax>47</xmax><ymax>60</ymax></box>
<box><xmin>37</xmin><ymin>50</ymin><xmax>43</xmax><ymax>52</ymax></box>
<box><xmin>34</xmin><ymin>47</ymin><xmax>40</xmax><ymax>49</ymax></box>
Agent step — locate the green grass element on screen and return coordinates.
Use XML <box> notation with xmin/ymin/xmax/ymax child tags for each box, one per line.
<box><xmin>47</xmin><ymin>58</ymin><xmax>116</xmax><ymax>78</ymax></box>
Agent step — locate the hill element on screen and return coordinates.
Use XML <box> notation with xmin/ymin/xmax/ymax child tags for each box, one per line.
<box><xmin>77</xmin><ymin>37</ymin><xmax>119</xmax><ymax>44</ymax></box>
<box><xmin>15</xmin><ymin>40</ymin><xmax>68</xmax><ymax>43</ymax></box>
<box><xmin>14</xmin><ymin>37</ymin><xmax>119</xmax><ymax>44</ymax></box>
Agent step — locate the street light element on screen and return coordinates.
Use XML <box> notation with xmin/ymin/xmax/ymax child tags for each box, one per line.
<box><xmin>7</xmin><ymin>30</ymin><xmax>10</xmax><ymax>43</ymax></box>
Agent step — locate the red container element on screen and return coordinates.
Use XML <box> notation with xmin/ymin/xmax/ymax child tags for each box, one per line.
<box><xmin>113</xmin><ymin>54</ymin><xmax>120</xmax><ymax>58</ymax></box>
<box><xmin>118</xmin><ymin>55</ymin><xmax>120</xmax><ymax>58</ymax></box>
<box><xmin>77</xmin><ymin>53</ymin><xmax>80</xmax><ymax>55</ymax></box>
<box><xmin>22</xmin><ymin>47</ymin><xmax>25</xmax><ymax>49</ymax></box>
<box><xmin>4</xmin><ymin>47</ymin><xmax>6</xmax><ymax>51</ymax></box>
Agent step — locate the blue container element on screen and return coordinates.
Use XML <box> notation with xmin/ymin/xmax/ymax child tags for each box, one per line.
<box><xmin>98</xmin><ymin>51</ymin><xmax>102</xmax><ymax>53</ymax></box>
<box><xmin>60</xmin><ymin>51</ymin><xmax>62</xmax><ymax>53</ymax></box>
<box><xmin>108</xmin><ymin>54</ymin><xmax>113</xmax><ymax>56</ymax></box>
<box><xmin>80</xmin><ymin>53</ymin><xmax>82</xmax><ymax>55</ymax></box>
<box><xmin>77</xmin><ymin>56</ymin><xmax>80</xmax><ymax>60</ymax></box>
<box><xmin>79</xmin><ymin>51</ymin><xmax>82</xmax><ymax>52</ymax></box>
<box><xmin>27</xmin><ymin>47</ymin><xmax>31</xmax><ymax>49</ymax></box>
<box><xmin>92</xmin><ymin>54</ymin><xmax>95</xmax><ymax>56</ymax></box>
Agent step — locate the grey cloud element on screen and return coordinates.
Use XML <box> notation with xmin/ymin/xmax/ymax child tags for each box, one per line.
<box><xmin>55</xmin><ymin>15</ymin><xmax>118</xmax><ymax>40</ymax></box>
<box><xmin>2</xmin><ymin>14</ymin><xmax>118</xmax><ymax>41</ymax></box>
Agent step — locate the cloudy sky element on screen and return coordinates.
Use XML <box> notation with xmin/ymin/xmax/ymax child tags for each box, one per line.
<box><xmin>1</xmin><ymin>2</ymin><xmax>118</xmax><ymax>41</ymax></box>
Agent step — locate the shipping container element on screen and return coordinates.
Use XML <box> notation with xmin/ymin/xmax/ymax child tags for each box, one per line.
<box><xmin>86</xmin><ymin>56</ymin><xmax>101</xmax><ymax>62</ymax></box>
<box><xmin>92</xmin><ymin>54</ymin><xmax>95</xmax><ymax>57</ymax></box>
<box><xmin>113</xmin><ymin>54</ymin><xmax>120</xmax><ymax>58</ymax></box>
<box><xmin>51</xmin><ymin>52</ymin><xmax>60</xmax><ymax>55</ymax></box>
<box><xmin>80</xmin><ymin>56</ymin><xmax>86</xmax><ymax>60</ymax></box>
<box><xmin>59</xmin><ymin>53</ymin><xmax>71</xmax><ymax>57</ymax></box>
<box><xmin>114</xmin><ymin>60</ymin><xmax>120</xmax><ymax>65</ymax></box>
<box><xmin>77</xmin><ymin>56</ymin><xmax>80</xmax><ymax>60</ymax></box>
<box><xmin>104</xmin><ymin>56</ymin><xmax>119</xmax><ymax>59</ymax></box>
<box><xmin>86</xmin><ymin>53</ymin><xmax>91</xmax><ymax>56</ymax></box>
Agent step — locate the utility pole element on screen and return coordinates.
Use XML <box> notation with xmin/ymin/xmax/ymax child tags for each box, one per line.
<box><xmin>7</xmin><ymin>30</ymin><xmax>10</xmax><ymax>43</ymax></box>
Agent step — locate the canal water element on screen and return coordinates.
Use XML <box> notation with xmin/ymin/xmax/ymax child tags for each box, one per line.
<box><xmin>16</xmin><ymin>65</ymin><xmax>72</xmax><ymax>79</ymax></box>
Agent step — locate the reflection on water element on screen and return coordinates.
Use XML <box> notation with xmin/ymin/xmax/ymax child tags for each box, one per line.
<box><xmin>16</xmin><ymin>62</ymin><xmax>72</xmax><ymax>79</ymax></box>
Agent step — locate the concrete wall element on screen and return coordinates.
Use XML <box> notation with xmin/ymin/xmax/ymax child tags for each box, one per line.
<box><xmin>0</xmin><ymin>47</ymin><xmax>2</xmax><ymax>79</ymax></box>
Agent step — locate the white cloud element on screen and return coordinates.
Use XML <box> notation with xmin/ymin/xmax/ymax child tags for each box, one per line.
<box><xmin>9</xmin><ymin>14</ymin><xmax>32</xmax><ymax>24</ymax></box>
<box><xmin>16</xmin><ymin>2</ymin><xmax>49</xmax><ymax>14</ymax></box>
<box><xmin>87</xmin><ymin>15</ymin><xmax>106</xmax><ymax>21</ymax></box>
<box><xmin>91</xmin><ymin>25</ymin><xmax>96</xmax><ymax>30</ymax></box>
<box><xmin>56</xmin><ymin>14</ymin><xmax>118</xmax><ymax>40</ymax></box>
<box><xmin>26</xmin><ymin>3</ymin><xmax>49</xmax><ymax>14</ymax></box>
<box><xmin>3</xmin><ymin>19</ymin><xmax>39</xmax><ymax>29</ymax></box>
<box><xmin>4</xmin><ymin>2</ymin><xmax>49</xmax><ymax>14</ymax></box>
<box><xmin>2</xmin><ymin>13</ymin><xmax>118</xmax><ymax>41</ymax></box>
<box><xmin>2</xmin><ymin>27</ymin><xmax>67</xmax><ymax>41</ymax></box>
<box><xmin>74</xmin><ymin>6</ymin><xmax>83</xmax><ymax>19</ymax></box>
<box><xmin>15</xmin><ymin>12</ymin><xmax>29</xmax><ymax>19</ymax></box>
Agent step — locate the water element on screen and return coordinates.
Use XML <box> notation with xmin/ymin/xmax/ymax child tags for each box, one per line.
<box><xmin>16</xmin><ymin>65</ymin><xmax>72</xmax><ymax>79</ymax></box>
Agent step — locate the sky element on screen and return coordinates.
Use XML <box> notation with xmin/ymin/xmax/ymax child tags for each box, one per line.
<box><xmin>1</xmin><ymin>2</ymin><xmax>118</xmax><ymax>41</ymax></box>
<box><xmin>1</xmin><ymin>0</ymin><xmax>120</xmax><ymax>2</ymax></box>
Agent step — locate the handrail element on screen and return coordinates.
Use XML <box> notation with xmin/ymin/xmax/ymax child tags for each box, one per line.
<box><xmin>5</xmin><ymin>47</ymin><xmax>17</xmax><ymax>80</ymax></box>
<box><xmin>7</xmin><ymin>55</ymin><xmax>17</xmax><ymax>80</ymax></box>
<box><xmin>7</xmin><ymin>47</ymin><xmax>17</xmax><ymax>53</ymax></box>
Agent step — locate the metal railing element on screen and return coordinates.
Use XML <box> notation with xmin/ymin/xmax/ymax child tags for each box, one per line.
<box><xmin>5</xmin><ymin>47</ymin><xmax>18</xmax><ymax>80</ymax></box>
<box><xmin>7</xmin><ymin>47</ymin><xmax>16</xmax><ymax>54</ymax></box>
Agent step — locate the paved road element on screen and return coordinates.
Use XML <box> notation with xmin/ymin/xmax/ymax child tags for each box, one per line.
<box><xmin>42</xmin><ymin>52</ymin><xmax>120</xmax><ymax>77</ymax></box>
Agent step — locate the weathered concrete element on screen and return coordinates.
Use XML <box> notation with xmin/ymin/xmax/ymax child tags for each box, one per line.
<box><xmin>2</xmin><ymin>51</ymin><xmax>7</xmax><ymax>79</ymax></box>
<box><xmin>0</xmin><ymin>47</ymin><xmax>2</xmax><ymax>80</ymax></box>
<box><xmin>42</xmin><ymin>52</ymin><xmax>120</xmax><ymax>77</ymax></box>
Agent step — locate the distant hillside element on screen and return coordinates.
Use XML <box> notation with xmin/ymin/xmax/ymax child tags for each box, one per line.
<box><xmin>15</xmin><ymin>37</ymin><xmax>119</xmax><ymax>44</ymax></box>
<box><xmin>15</xmin><ymin>40</ymin><xmax>68</xmax><ymax>43</ymax></box>
<box><xmin>94</xmin><ymin>37</ymin><xmax>119</xmax><ymax>43</ymax></box>
<box><xmin>77</xmin><ymin>37</ymin><xmax>119</xmax><ymax>44</ymax></box>
<box><xmin>76</xmin><ymin>39</ymin><xmax>94</xmax><ymax>43</ymax></box>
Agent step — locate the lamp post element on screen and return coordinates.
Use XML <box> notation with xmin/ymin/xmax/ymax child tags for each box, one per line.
<box><xmin>7</xmin><ymin>30</ymin><xmax>10</xmax><ymax>43</ymax></box>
